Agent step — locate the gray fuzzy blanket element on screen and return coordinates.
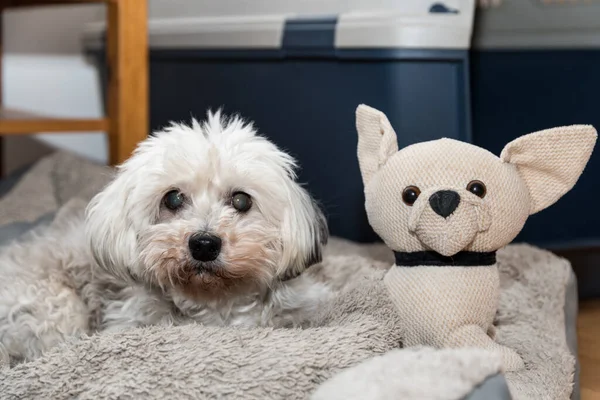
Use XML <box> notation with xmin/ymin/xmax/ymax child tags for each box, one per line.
<box><xmin>0</xmin><ymin>152</ymin><xmax>577</xmax><ymax>400</ymax></box>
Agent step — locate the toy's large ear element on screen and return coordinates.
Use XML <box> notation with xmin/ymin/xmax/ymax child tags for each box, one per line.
<box><xmin>500</xmin><ymin>125</ymin><xmax>597</xmax><ymax>214</ymax></box>
<box><xmin>356</xmin><ymin>104</ymin><xmax>398</xmax><ymax>187</ymax></box>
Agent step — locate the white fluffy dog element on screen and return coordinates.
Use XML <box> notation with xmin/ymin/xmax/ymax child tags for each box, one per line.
<box><xmin>0</xmin><ymin>112</ymin><xmax>331</xmax><ymax>364</ymax></box>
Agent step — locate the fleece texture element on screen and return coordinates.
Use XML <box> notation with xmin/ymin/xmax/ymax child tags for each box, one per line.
<box><xmin>0</xmin><ymin>263</ymin><xmax>402</xmax><ymax>400</ymax></box>
<box><xmin>0</xmin><ymin>237</ymin><xmax>576</xmax><ymax>400</ymax></box>
<box><xmin>0</xmin><ymin>151</ymin><xmax>112</xmax><ymax>226</ymax></box>
<box><xmin>311</xmin><ymin>347</ymin><xmax>503</xmax><ymax>400</ymax></box>
<box><xmin>0</xmin><ymin>151</ymin><xmax>578</xmax><ymax>400</ymax></box>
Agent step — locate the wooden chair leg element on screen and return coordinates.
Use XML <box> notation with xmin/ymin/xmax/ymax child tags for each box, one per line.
<box><xmin>106</xmin><ymin>0</ymin><xmax>148</xmax><ymax>166</ymax></box>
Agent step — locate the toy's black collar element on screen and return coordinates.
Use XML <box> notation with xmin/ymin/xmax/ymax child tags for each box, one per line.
<box><xmin>393</xmin><ymin>251</ymin><xmax>497</xmax><ymax>267</ymax></box>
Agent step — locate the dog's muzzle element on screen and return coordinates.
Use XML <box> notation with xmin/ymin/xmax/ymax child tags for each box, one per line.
<box><xmin>408</xmin><ymin>188</ymin><xmax>492</xmax><ymax>256</ymax></box>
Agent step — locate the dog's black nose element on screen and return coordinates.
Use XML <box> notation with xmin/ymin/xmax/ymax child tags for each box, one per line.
<box><xmin>189</xmin><ymin>234</ymin><xmax>222</xmax><ymax>262</ymax></box>
<box><xmin>429</xmin><ymin>190</ymin><xmax>461</xmax><ymax>218</ymax></box>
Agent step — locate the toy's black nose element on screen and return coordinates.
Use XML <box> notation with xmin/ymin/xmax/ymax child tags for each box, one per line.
<box><xmin>189</xmin><ymin>233</ymin><xmax>222</xmax><ymax>262</ymax></box>
<box><xmin>429</xmin><ymin>190</ymin><xmax>461</xmax><ymax>218</ymax></box>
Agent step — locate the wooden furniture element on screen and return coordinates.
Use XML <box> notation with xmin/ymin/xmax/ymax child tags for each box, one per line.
<box><xmin>0</xmin><ymin>0</ymin><xmax>148</xmax><ymax>168</ymax></box>
<box><xmin>579</xmin><ymin>299</ymin><xmax>600</xmax><ymax>400</ymax></box>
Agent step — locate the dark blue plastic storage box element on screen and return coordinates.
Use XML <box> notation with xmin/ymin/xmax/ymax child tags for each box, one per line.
<box><xmin>84</xmin><ymin>8</ymin><xmax>474</xmax><ymax>243</ymax></box>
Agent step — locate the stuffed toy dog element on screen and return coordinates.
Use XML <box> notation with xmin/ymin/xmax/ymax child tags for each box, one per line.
<box><xmin>355</xmin><ymin>104</ymin><xmax>596</xmax><ymax>371</ymax></box>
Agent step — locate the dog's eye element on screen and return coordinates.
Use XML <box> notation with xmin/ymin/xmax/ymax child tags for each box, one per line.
<box><xmin>402</xmin><ymin>186</ymin><xmax>421</xmax><ymax>206</ymax></box>
<box><xmin>231</xmin><ymin>192</ymin><xmax>252</xmax><ymax>212</ymax></box>
<box><xmin>467</xmin><ymin>180</ymin><xmax>487</xmax><ymax>198</ymax></box>
<box><xmin>163</xmin><ymin>190</ymin><xmax>185</xmax><ymax>210</ymax></box>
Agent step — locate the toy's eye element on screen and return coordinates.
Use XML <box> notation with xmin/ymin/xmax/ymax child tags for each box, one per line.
<box><xmin>231</xmin><ymin>192</ymin><xmax>252</xmax><ymax>212</ymax></box>
<box><xmin>467</xmin><ymin>180</ymin><xmax>487</xmax><ymax>198</ymax></box>
<box><xmin>402</xmin><ymin>186</ymin><xmax>421</xmax><ymax>206</ymax></box>
<box><xmin>163</xmin><ymin>190</ymin><xmax>185</xmax><ymax>211</ymax></box>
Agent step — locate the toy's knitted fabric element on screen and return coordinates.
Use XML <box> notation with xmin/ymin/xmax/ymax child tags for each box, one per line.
<box><xmin>355</xmin><ymin>104</ymin><xmax>596</xmax><ymax>372</ymax></box>
<box><xmin>384</xmin><ymin>265</ymin><xmax>523</xmax><ymax>371</ymax></box>
<box><xmin>500</xmin><ymin>126</ymin><xmax>597</xmax><ymax>214</ymax></box>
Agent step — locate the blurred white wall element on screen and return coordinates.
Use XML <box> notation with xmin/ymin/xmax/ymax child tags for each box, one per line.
<box><xmin>3</xmin><ymin>4</ymin><xmax>107</xmax><ymax>173</ymax></box>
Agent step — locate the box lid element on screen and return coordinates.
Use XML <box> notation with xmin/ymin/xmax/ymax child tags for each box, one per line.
<box><xmin>83</xmin><ymin>0</ymin><xmax>474</xmax><ymax>52</ymax></box>
<box><xmin>474</xmin><ymin>0</ymin><xmax>600</xmax><ymax>49</ymax></box>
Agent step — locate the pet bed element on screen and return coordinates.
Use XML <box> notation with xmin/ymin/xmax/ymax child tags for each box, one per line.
<box><xmin>0</xmin><ymin>152</ymin><xmax>580</xmax><ymax>400</ymax></box>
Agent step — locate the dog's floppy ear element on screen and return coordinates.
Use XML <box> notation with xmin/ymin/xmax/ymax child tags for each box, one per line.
<box><xmin>278</xmin><ymin>184</ymin><xmax>329</xmax><ymax>281</ymax></box>
<box><xmin>356</xmin><ymin>104</ymin><xmax>398</xmax><ymax>187</ymax></box>
<box><xmin>500</xmin><ymin>125</ymin><xmax>597</xmax><ymax>214</ymax></box>
<box><xmin>85</xmin><ymin>172</ymin><xmax>140</xmax><ymax>283</ymax></box>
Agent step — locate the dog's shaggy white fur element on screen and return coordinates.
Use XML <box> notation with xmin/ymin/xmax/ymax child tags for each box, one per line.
<box><xmin>0</xmin><ymin>112</ymin><xmax>331</xmax><ymax>364</ymax></box>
